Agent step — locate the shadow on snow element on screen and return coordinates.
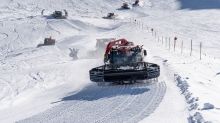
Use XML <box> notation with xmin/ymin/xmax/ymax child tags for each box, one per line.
<box><xmin>178</xmin><ymin>0</ymin><xmax>220</xmax><ymax>10</ymax></box>
<box><xmin>52</xmin><ymin>82</ymin><xmax>151</xmax><ymax>103</ymax></box>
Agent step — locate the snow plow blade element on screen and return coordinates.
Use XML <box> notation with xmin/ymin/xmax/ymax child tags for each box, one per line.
<box><xmin>89</xmin><ymin>62</ymin><xmax>160</xmax><ymax>83</ymax></box>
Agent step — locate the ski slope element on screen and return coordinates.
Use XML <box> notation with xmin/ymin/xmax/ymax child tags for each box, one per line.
<box><xmin>1</xmin><ymin>0</ymin><xmax>220</xmax><ymax>123</ymax></box>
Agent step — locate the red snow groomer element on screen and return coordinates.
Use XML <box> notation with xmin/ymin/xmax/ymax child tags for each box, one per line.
<box><xmin>37</xmin><ymin>36</ymin><xmax>56</xmax><ymax>47</ymax></box>
<box><xmin>89</xmin><ymin>38</ymin><xmax>160</xmax><ymax>85</ymax></box>
<box><xmin>122</xmin><ymin>3</ymin><xmax>131</xmax><ymax>9</ymax></box>
<box><xmin>133</xmin><ymin>0</ymin><xmax>140</xmax><ymax>5</ymax></box>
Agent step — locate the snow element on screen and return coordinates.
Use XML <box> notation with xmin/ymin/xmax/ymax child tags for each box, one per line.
<box><xmin>0</xmin><ymin>0</ymin><xmax>220</xmax><ymax>123</ymax></box>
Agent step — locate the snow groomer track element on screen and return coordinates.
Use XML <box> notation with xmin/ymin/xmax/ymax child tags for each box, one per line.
<box><xmin>18</xmin><ymin>78</ymin><xmax>166</xmax><ymax>123</ymax></box>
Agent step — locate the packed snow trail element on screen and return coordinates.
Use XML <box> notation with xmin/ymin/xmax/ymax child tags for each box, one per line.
<box><xmin>18</xmin><ymin>79</ymin><xmax>166</xmax><ymax>123</ymax></box>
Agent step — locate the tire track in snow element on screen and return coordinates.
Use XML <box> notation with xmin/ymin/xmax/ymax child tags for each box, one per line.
<box><xmin>18</xmin><ymin>78</ymin><xmax>166</xmax><ymax>123</ymax></box>
<box><xmin>79</xmin><ymin>84</ymin><xmax>131</xmax><ymax>123</ymax></box>
<box><xmin>94</xmin><ymin>83</ymin><xmax>143</xmax><ymax>123</ymax></box>
<box><xmin>46</xmin><ymin>20</ymin><xmax>61</xmax><ymax>35</ymax></box>
<box><xmin>63</xmin><ymin>19</ymin><xmax>85</xmax><ymax>32</ymax></box>
<box><xmin>49</xmin><ymin>84</ymin><xmax>125</xmax><ymax>123</ymax></box>
<box><xmin>0</xmin><ymin>33</ymin><xmax>8</xmax><ymax>41</ymax></box>
<box><xmin>126</xmin><ymin>77</ymin><xmax>166</xmax><ymax>123</ymax></box>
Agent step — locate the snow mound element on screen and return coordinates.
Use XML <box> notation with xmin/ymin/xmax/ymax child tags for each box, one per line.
<box><xmin>188</xmin><ymin>112</ymin><xmax>205</xmax><ymax>123</ymax></box>
<box><xmin>203</xmin><ymin>103</ymin><xmax>214</xmax><ymax>110</ymax></box>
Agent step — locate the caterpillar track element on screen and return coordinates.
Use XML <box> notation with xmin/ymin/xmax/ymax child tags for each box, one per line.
<box><xmin>90</xmin><ymin>62</ymin><xmax>160</xmax><ymax>84</ymax></box>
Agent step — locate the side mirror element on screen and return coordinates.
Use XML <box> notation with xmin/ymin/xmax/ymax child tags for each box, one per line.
<box><xmin>144</xmin><ymin>50</ymin><xmax>147</xmax><ymax>56</ymax></box>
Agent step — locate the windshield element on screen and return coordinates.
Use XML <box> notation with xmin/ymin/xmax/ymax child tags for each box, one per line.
<box><xmin>111</xmin><ymin>50</ymin><xmax>142</xmax><ymax>64</ymax></box>
<box><xmin>55</xmin><ymin>11</ymin><xmax>62</xmax><ymax>16</ymax></box>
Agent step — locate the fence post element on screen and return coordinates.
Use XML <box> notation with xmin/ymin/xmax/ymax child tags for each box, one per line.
<box><xmin>162</xmin><ymin>36</ymin><xmax>163</xmax><ymax>45</ymax></box>
<box><xmin>174</xmin><ymin>37</ymin><xmax>177</xmax><ymax>51</ymax></box>
<box><xmin>155</xmin><ymin>31</ymin><xmax>156</xmax><ymax>39</ymax></box>
<box><xmin>166</xmin><ymin>37</ymin><xmax>167</xmax><ymax>47</ymax></box>
<box><xmin>169</xmin><ymin>37</ymin><xmax>170</xmax><ymax>49</ymax></box>
<box><xmin>158</xmin><ymin>36</ymin><xmax>159</xmax><ymax>42</ymax></box>
<box><xmin>174</xmin><ymin>39</ymin><xmax>175</xmax><ymax>51</ymax></box>
<box><xmin>190</xmin><ymin>39</ymin><xmax>192</xmax><ymax>56</ymax></box>
<box><xmin>200</xmin><ymin>42</ymin><xmax>202</xmax><ymax>60</ymax></box>
<box><xmin>181</xmin><ymin>40</ymin><xmax>183</xmax><ymax>53</ymax></box>
<box><xmin>151</xmin><ymin>28</ymin><xmax>153</xmax><ymax>36</ymax></box>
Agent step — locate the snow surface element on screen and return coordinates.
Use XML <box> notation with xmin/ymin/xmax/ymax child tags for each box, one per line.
<box><xmin>0</xmin><ymin>0</ymin><xmax>220</xmax><ymax>123</ymax></box>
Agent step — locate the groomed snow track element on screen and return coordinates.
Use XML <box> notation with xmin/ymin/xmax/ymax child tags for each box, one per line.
<box><xmin>18</xmin><ymin>77</ymin><xmax>166</xmax><ymax>123</ymax></box>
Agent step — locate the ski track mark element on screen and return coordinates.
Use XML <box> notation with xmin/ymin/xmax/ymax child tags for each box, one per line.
<box><xmin>0</xmin><ymin>33</ymin><xmax>8</xmax><ymax>41</ymax></box>
<box><xmin>46</xmin><ymin>21</ymin><xmax>61</xmax><ymax>35</ymax></box>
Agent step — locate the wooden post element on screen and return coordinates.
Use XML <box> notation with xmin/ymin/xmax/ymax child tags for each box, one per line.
<box><xmin>174</xmin><ymin>37</ymin><xmax>177</xmax><ymax>51</ymax></box>
<box><xmin>158</xmin><ymin>36</ymin><xmax>159</xmax><ymax>42</ymax></box>
<box><xmin>190</xmin><ymin>39</ymin><xmax>192</xmax><ymax>56</ymax></box>
<box><xmin>169</xmin><ymin>37</ymin><xmax>170</xmax><ymax>49</ymax></box>
<box><xmin>174</xmin><ymin>39</ymin><xmax>176</xmax><ymax>51</ymax></box>
<box><xmin>200</xmin><ymin>42</ymin><xmax>202</xmax><ymax>60</ymax></box>
<box><xmin>166</xmin><ymin>37</ymin><xmax>167</xmax><ymax>47</ymax></box>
